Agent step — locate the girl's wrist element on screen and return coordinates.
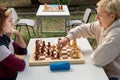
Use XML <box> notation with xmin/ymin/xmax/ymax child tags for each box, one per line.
<box><xmin>14</xmin><ymin>31</ymin><xmax>20</xmax><ymax>37</ymax></box>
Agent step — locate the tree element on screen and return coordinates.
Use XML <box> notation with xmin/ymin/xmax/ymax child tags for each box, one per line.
<box><xmin>31</xmin><ymin>0</ymin><xmax>41</xmax><ymax>5</ymax></box>
<box><xmin>57</xmin><ymin>0</ymin><xmax>69</xmax><ymax>5</ymax></box>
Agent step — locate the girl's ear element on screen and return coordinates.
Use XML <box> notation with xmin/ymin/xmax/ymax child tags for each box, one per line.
<box><xmin>111</xmin><ymin>13</ymin><xmax>116</xmax><ymax>21</ymax></box>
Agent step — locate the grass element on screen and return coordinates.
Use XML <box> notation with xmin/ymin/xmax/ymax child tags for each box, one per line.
<box><xmin>11</xmin><ymin>12</ymin><xmax>97</xmax><ymax>49</ymax></box>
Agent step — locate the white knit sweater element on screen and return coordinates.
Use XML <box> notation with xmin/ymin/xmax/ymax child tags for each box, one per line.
<box><xmin>66</xmin><ymin>19</ymin><xmax>120</xmax><ymax>79</ymax></box>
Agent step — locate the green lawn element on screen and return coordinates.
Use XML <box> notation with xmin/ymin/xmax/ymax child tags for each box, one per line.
<box><xmin>12</xmin><ymin>13</ymin><xmax>97</xmax><ymax>49</ymax></box>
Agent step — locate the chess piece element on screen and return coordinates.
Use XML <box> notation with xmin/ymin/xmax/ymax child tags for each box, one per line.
<box><xmin>48</xmin><ymin>42</ymin><xmax>51</xmax><ymax>48</ymax></box>
<box><xmin>72</xmin><ymin>38</ymin><xmax>77</xmax><ymax>47</ymax></box>
<box><xmin>67</xmin><ymin>41</ymin><xmax>71</xmax><ymax>47</ymax></box>
<box><xmin>57</xmin><ymin>38</ymin><xmax>63</xmax><ymax>51</ymax></box>
<box><xmin>52</xmin><ymin>44</ymin><xmax>56</xmax><ymax>51</ymax></box>
<box><xmin>58</xmin><ymin>38</ymin><xmax>61</xmax><ymax>40</ymax></box>
<box><xmin>41</xmin><ymin>46</ymin><xmax>45</xmax><ymax>54</ymax></box>
<box><xmin>35</xmin><ymin>40</ymin><xmax>40</xmax><ymax>53</ymax></box>
<box><xmin>44</xmin><ymin>3</ymin><xmax>49</xmax><ymax>10</ymax></box>
<box><xmin>60</xmin><ymin>5</ymin><xmax>63</xmax><ymax>10</ymax></box>
<box><xmin>58</xmin><ymin>4</ymin><xmax>63</xmax><ymax>10</ymax></box>
<box><xmin>67</xmin><ymin>48</ymin><xmax>72</xmax><ymax>56</ymax></box>
<box><xmin>51</xmin><ymin>51</ymin><xmax>54</xmax><ymax>58</ymax></box>
<box><xmin>56</xmin><ymin>52</ymin><xmax>60</xmax><ymax>59</ymax></box>
<box><xmin>74</xmin><ymin>50</ymin><xmax>80</xmax><ymax>59</ymax></box>
<box><xmin>47</xmin><ymin>48</ymin><xmax>50</xmax><ymax>56</ymax></box>
<box><xmin>58</xmin><ymin>5</ymin><xmax>61</xmax><ymax>10</ymax></box>
<box><xmin>70</xmin><ymin>50</ymin><xmax>74</xmax><ymax>59</ymax></box>
<box><xmin>42</xmin><ymin>41</ymin><xmax>45</xmax><ymax>47</ymax></box>
<box><xmin>72</xmin><ymin>38</ymin><xmax>78</xmax><ymax>52</ymax></box>
<box><xmin>34</xmin><ymin>54</ymin><xmax>39</xmax><ymax>60</ymax></box>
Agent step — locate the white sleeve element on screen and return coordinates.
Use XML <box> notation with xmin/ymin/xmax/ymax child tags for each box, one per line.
<box><xmin>66</xmin><ymin>21</ymin><xmax>100</xmax><ymax>40</ymax></box>
<box><xmin>0</xmin><ymin>45</ymin><xmax>11</xmax><ymax>61</ymax></box>
<box><xmin>91</xmin><ymin>37</ymin><xmax>120</xmax><ymax>66</ymax></box>
<box><xmin>8</xmin><ymin>40</ymin><xmax>14</xmax><ymax>54</ymax></box>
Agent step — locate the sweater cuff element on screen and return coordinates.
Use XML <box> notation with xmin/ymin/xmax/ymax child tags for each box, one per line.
<box><xmin>65</xmin><ymin>33</ymin><xmax>74</xmax><ymax>41</ymax></box>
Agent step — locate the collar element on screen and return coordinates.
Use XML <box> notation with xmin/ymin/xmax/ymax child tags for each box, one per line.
<box><xmin>0</xmin><ymin>34</ymin><xmax>11</xmax><ymax>48</ymax></box>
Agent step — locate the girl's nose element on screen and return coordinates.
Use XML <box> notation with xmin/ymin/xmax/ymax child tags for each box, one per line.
<box><xmin>96</xmin><ymin>14</ymin><xmax>99</xmax><ymax>20</ymax></box>
<box><xmin>12</xmin><ymin>22</ymin><xmax>14</xmax><ymax>26</ymax></box>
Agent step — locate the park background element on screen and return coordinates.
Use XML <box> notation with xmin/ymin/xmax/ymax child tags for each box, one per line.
<box><xmin>0</xmin><ymin>0</ymin><xmax>98</xmax><ymax>49</ymax></box>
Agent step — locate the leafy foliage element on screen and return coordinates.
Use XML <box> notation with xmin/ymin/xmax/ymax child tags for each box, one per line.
<box><xmin>57</xmin><ymin>0</ymin><xmax>70</xmax><ymax>5</ymax></box>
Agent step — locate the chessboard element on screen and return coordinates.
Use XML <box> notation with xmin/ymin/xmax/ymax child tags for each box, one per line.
<box><xmin>43</xmin><ymin>4</ymin><xmax>64</xmax><ymax>12</ymax></box>
<box><xmin>29</xmin><ymin>38</ymin><xmax>85</xmax><ymax>66</ymax></box>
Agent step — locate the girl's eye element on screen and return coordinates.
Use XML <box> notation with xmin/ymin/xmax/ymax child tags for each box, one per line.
<box><xmin>9</xmin><ymin>20</ymin><xmax>13</xmax><ymax>22</ymax></box>
<box><xmin>97</xmin><ymin>13</ymin><xmax>103</xmax><ymax>17</ymax></box>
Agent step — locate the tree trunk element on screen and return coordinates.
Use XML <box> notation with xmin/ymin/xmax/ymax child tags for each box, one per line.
<box><xmin>31</xmin><ymin>0</ymin><xmax>40</xmax><ymax>5</ymax></box>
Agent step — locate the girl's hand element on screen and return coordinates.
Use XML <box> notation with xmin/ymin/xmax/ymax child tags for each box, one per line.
<box><xmin>15</xmin><ymin>54</ymin><xmax>26</xmax><ymax>59</ymax></box>
<box><xmin>6</xmin><ymin>28</ymin><xmax>19</xmax><ymax>37</ymax></box>
<box><xmin>57</xmin><ymin>37</ymin><xmax>70</xmax><ymax>50</ymax></box>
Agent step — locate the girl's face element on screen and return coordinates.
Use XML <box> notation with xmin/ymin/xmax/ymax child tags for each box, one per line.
<box><xmin>2</xmin><ymin>12</ymin><xmax>13</xmax><ymax>33</ymax></box>
<box><xmin>96</xmin><ymin>7</ymin><xmax>116</xmax><ymax>29</ymax></box>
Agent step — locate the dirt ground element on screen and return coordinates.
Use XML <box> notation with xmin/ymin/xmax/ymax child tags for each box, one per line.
<box><xmin>0</xmin><ymin>0</ymin><xmax>31</xmax><ymax>7</ymax></box>
<box><xmin>0</xmin><ymin>0</ymin><xmax>98</xmax><ymax>7</ymax></box>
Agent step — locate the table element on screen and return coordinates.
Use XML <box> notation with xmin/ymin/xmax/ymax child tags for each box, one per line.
<box><xmin>36</xmin><ymin>5</ymin><xmax>70</xmax><ymax>37</ymax></box>
<box><xmin>17</xmin><ymin>37</ymin><xmax>109</xmax><ymax>80</ymax></box>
